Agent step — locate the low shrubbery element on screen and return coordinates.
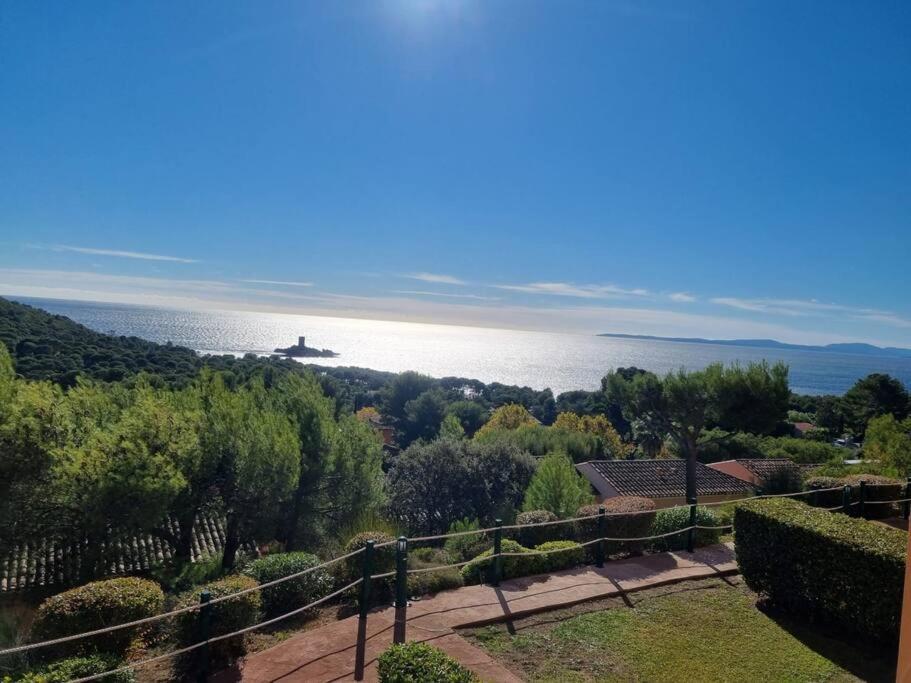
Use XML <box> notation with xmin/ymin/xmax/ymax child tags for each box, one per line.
<box><xmin>460</xmin><ymin>540</ymin><xmax>542</xmax><ymax>584</ymax></box>
<box><xmin>512</xmin><ymin>510</ymin><xmax>563</xmax><ymax>547</ymax></box>
<box><xmin>243</xmin><ymin>551</ymin><xmax>333</xmax><ymax>617</ymax></box>
<box><xmin>378</xmin><ymin>642</ymin><xmax>478</xmax><ymax>683</ymax></box>
<box><xmin>734</xmin><ymin>498</ymin><xmax>905</xmax><ymax>642</ymax></box>
<box><xmin>443</xmin><ymin>518</ymin><xmax>491</xmax><ymax>563</ymax></box>
<box><xmin>7</xmin><ymin>654</ymin><xmax>135</xmax><ymax>683</ymax></box>
<box><xmin>575</xmin><ymin>497</ymin><xmax>656</xmax><ymax>556</ymax></box>
<box><xmin>534</xmin><ymin>541</ymin><xmax>585</xmax><ymax>572</ymax></box>
<box><xmin>172</xmin><ymin>574</ymin><xmax>261</xmax><ymax>677</ymax></box>
<box><xmin>407</xmin><ymin>548</ymin><xmax>464</xmax><ymax>596</ymax></box>
<box><xmin>343</xmin><ymin>531</ymin><xmax>396</xmax><ymax>604</ymax></box>
<box><xmin>804</xmin><ymin>475</ymin><xmax>904</xmax><ymax>519</ymax></box>
<box><xmin>30</xmin><ymin>577</ymin><xmax>164</xmax><ymax>658</ymax></box>
<box><xmin>649</xmin><ymin>506</ymin><xmax>722</xmax><ymax>551</ymax></box>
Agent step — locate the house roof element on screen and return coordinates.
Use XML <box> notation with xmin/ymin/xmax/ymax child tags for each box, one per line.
<box><xmin>734</xmin><ymin>458</ymin><xmax>801</xmax><ymax>480</ymax></box>
<box><xmin>577</xmin><ymin>459</ymin><xmax>754</xmax><ymax>499</ymax></box>
<box><xmin>792</xmin><ymin>422</ymin><xmax>816</xmax><ymax>433</ymax></box>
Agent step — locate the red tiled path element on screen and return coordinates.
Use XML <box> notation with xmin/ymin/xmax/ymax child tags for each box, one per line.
<box><xmin>216</xmin><ymin>543</ymin><xmax>737</xmax><ymax>683</ymax></box>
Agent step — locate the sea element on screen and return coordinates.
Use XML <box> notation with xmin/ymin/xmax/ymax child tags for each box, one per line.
<box><xmin>14</xmin><ymin>297</ymin><xmax>911</xmax><ymax>397</ymax></box>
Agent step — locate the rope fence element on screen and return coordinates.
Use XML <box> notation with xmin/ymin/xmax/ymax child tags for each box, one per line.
<box><xmin>2</xmin><ymin>479</ymin><xmax>906</xmax><ymax>681</ymax></box>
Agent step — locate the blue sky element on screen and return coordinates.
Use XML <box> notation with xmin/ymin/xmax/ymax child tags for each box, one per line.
<box><xmin>1</xmin><ymin>1</ymin><xmax>909</xmax><ymax>345</ymax></box>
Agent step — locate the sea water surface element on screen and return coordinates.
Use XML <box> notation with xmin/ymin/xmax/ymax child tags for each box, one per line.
<box><xmin>15</xmin><ymin>297</ymin><xmax>911</xmax><ymax>396</ymax></box>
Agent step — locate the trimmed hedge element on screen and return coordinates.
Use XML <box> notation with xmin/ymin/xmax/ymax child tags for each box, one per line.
<box><xmin>649</xmin><ymin>505</ymin><xmax>722</xmax><ymax>552</ymax></box>
<box><xmin>173</xmin><ymin>575</ymin><xmax>261</xmax><ymax>677</ymax></box>
<box><xmin>7</xmin><ymin>654</ymin><xmax>135</xmax><ymax>683</ymax></box>
<box><xmin>30</xmin><ymin>577</ymin><xmax>164</xmax><ymax>658</ymax></box>
<box><xmin>243</xmin><ymin>552</ymin><xmax>333</xmax><ymax>617</ymax></box>
<box><xmin>804</xmin><ymin>475</ymin><xmax>904</xmax><ymax>519</ymax></box>
<box><xmin>575</xmin><ymin>497</ymin><xmax>656</xmax><ymax>556</ymax></box>
<box><xmin>534</xmin><ymin>541</ymin><xmax>585</xmax><ymax>572</ymax></box>
<box><xmin>512</xmin><ymin>510</ymin><xmax>563</xmax><ymax>548</ymax></box>
<box><xmin>460</xmin><ymin>540</ymin><xmax>542</xmax><ymax>584</ymax></box>
<box><xmin>734</xmin><ymin>498</ymin><xmax>905</xmax><ymax>642</ymax></box>
<box><xmin>407</xmin><ymin>548</ymin><xmax>464</xmax><ymax>595</ymax></box>
<box><xmin>378</xmin><ymin>642</ymin><xmax>478</xmax><ymax>683</ymax></box>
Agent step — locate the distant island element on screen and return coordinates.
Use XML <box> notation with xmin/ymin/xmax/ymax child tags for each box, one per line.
<box><xmin>597</xmin><ymin>333</ymin><xmax>911</xmax><ymax>359</ymax></box>
<box><xmin>274</xmin><ymin>336</ymin><xmax>339</xmax><ymax>358</ymax></box>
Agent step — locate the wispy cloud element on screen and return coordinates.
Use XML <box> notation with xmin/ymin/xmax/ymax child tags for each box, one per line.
<box><xmin>710</xmin><ymin>296</ymin><xmax>911</xmax><ymax>329</ymax></box>
<box><xmin>669</xmin><ymin>292</ymin><xmax>696</xmax><ymax>303</ymax></box>
<box><xmin>242</xmin><ymin>279</ymin><xmax>313</xmax><ymax>287</ymax></box>
<box><xmin>50</xmin><ymin>245</ymin><xmax>199</xmax><ymax>263</ymax></box>
<box><xmin>404</xmin><ymin>272</ymin><xmax>467</xmax><ymax>285</ymax></box>
<box><xmin>496</xmin><ymin>282</ymin><xmax>649</xmax><ymax>299</ymax></box>
<box><xmin>392</xmin><ymin>290</ymin><xmax>500</xmax><ymax>301</ymax></box>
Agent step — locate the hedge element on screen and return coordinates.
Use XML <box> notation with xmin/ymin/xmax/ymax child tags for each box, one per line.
<box><xmin>243</xmin><ymin>552</ymin><xmax>333</xmax><ymax>617</ymax></box>
<box><xmin>804</xmin><ymin>475</ymin><xmax>904</xmax><ymax>519</ymax></box>
<box><xmin>575</xmin><ymin>497</ymin><xmax>656</xmax><ymax>556</ymax></box>
<box><xmin>407</xmin><ymin>548</ymin><xmax>464</xmax><ymax>596</ymax></box>
<box><xmin>173</xmin><ymin>574</ymin><xmax>261</xmax><ymax>677</ymax></box>
<box><xmin>344</xmin><ymin>531</ymin><xmax>396</xmax><ymax>605</ymax></box>
<box><xmin>511</xmin><ymin>510</ymin><xmax>562</xmax><ymax>547</ymax></box>
<box><xmin>734</xmin><ymin>498</ymin><xmax>905</xmax><ymax>642</ymax></box>
<box><xmin>460</xmin><ymin>539</ymin><xmax>542</xmax><ymax>584</ymax></box>
<box><xmin>534</xmin><ymin>541</ymin><xmax>585</xmax><ymax>572</ymax></box>
<box><xmin>6</xmin><ymin>654</ymin><xmax>135</xmax><ymax>683</ymax></box>
<box><xmin>378</xmin><ymin>642</ymin><xmax>478</xmax><ymax>683</ymax></box>
<box><xmin>30</xmin><ymin>577</ymin><xmax>164</xmax><ymax>658</ymax></box>
<box><xmin>649</xmin><ymin>506</ymin><xmax>721</xmax><ymax>552</ymax></box>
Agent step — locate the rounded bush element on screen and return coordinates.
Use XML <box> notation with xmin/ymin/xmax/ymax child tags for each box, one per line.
<box><xmin>534</xmin><ymin>541</ymin><xmax>585</xmax><ymax>572</ymax></box>
<box><xmin>407</xmin><ymin>566</ymin><xmax>464</xmax><ymax>596</ymax></box>
<box><xmin>378</xmin><ymin>642</ymin><xmax>478</xmax><ymax>683</ymax></box>
<box><xmin>173</xmin><ymin>574</ymin><xmax>261</xmax><ymax>678</ymax></box>
<box><xmin>344</xmin><ymin>531</ymin><xmax>396</xmax><ymax>605</ymax></box>
<box><xmin>512</xmin><ymin>510</ymin><xmax>563</xmax><ymax>548</ymax></box>
<box><xmin>575</xmin><ymin>497</ymin><xmax>656</xmax><ymax>556</ymax></box>
<box><xmin>12</xmin><ymin>654</ymin><xmax>135</xmax><ymax>683</ymax></box>
<box><xmin>649</xmin><ymin>505</ymin><xmax>721</xmax><ymax>552</ymax></box>
<box><xmin>30</xmin><ymin>577</ymin><xmax>164</xmax><ymax>657</ymax></box>
<box><xmin>243</xmin><ymin>552</ymin><xmax>333</xmax><ymax>617</ymax></box>
<box><xmin>460</xmin><ymin>539</ymin><xmax>542</xmax><ymax>584</ymax></box>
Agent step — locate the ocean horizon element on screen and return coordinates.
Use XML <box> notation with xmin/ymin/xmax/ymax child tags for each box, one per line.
<box><xmin>12</xmin><ymin>296</ymin><xmax>911</xmax><ymax>397</ymax></box>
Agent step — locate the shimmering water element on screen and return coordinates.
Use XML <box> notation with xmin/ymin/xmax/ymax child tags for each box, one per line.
<box><xmin>15</xmin><ymin>297</ymin><xmax>911</xmax><ymax>396</ymax></box>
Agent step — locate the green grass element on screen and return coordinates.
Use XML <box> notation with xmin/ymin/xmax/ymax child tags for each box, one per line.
<box><xmin>465</xmin><ymin>579</ymin><xmax>894</xmax><ymax>682</ymax></box>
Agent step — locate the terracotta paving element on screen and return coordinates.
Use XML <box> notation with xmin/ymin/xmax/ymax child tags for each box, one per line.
<box><xmin>215</xmin><ymin>543</ymin><xmax>737</xmax><ymax>683</ymax></box>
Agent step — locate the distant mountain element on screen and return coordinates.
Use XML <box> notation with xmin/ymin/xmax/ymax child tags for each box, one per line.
<box><xmin>597</xmin><ymin>333</ymin><xmax>911</xmax><ymax>358</ymax></box>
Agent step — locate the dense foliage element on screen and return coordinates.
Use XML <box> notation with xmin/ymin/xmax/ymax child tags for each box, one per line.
<box><xmin>460</xmin><ymin>539</ymin><xmax>540</xmax><ymax>584</ymax></box>
<box><xmin>734</xmin><ymin>498</ymin><xmax>905</xmax><ymax>642</ymax></box>
<box><xmin>575</xmin><ymin>497</ymin><xmax>656</xmax><ymax>556</ymax></box>
<box><xmin>378</xmin><ymin>642</ymin><xmax>478</xmax><ymax>683</ymax></box>
<box><xmin>243</xmin><ymin>552</ymin><xmax>333</xmax><ymax>617</ymax></box>
<box><xmin>522</xmin><ymin>452</ymin><xmax>592</xmax><ymax>518</ymax></box>
<box><xmin>534</xmin><ymin>540</ymin><xmax>586</xmax><ymax>572</ymax></box>
<box><xmin>511</xmin><ymin>510</ymin><xmax>561</xmax><ymax>547</ymax></box>
<box><xmin>649</xmin><ymin>506</ymin><xmax>722</xmax><ymax>552</ymax></box>
<box><xmin>6</xmin><ymin>654</ymin><xmax>135</xmax><ymax>683</ymax></box>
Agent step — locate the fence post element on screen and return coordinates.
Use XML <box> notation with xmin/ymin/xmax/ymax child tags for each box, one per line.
<box><xmin>686</xmin><ymin>498</ymin><xmax>697</xmax><ymax>553</ymax></box>
<box><xmin>197</xmin><ymin>589</ymin><xmax>212</xmax><ymax>683</ymax></box>
<box><xmin>596</xmin><ymin>505</ymin><xmax>606</xmax><ymax>568</ymax></box>
<box><xmin>904</xmin><ymin>477</ymin><xmax>911</xmax><ymax>521</ymax></box>
<box><xmin>842</xmin><ymin>485</ymin><xmax>852</xmax><ymax>514</ymax></box>
<box><xmin>393</xmin><ymin>536</ymin><xmax>408</xmax><ymax>644</ymax></box>
<box><xmin>859</xmin><ymin>479</ymin><xmax>867</xmax><ymax>519</ymax></box>
<box><xmin>491</xmin><ymin>519</ymin><xmax>503</xmax><ymax>587</ymax></box>
<box><xmin>354</xmin><ymin>541</ymin><xmax>374</xmax><ymax>681</ymax></box>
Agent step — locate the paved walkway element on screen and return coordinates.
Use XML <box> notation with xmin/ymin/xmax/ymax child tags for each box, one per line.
<box><xmin>216</xmin><ymin>543</ymin><xmax>737</xmax><ymax>683</ymax></box>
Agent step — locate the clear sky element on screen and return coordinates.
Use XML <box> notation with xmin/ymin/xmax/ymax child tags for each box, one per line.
<box><xmin>1</xmin><ymin>1</ymin><xmax>909</xmax><ymax>346</ymax></box>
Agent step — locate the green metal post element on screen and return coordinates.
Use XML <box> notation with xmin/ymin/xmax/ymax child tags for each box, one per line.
<box><xmin>842</xmin><ymin>485</ymin><xmax>852</xmax><ymax>514</ymax></box>
<box><xmin>491</xmin><ymin>519</ymin><xmax>503</xmax><ymax>586</ymax></box>
<box><xmin>354</xmin><ymin>541</ymin><xmax>374</xmax><ymax>681</ymax></box>
<box><xmin>859</xmin><ymin>479</ymin><xmax>867</xmax><ymax>518</ymax></box>
<box><xmin>197</xmin><ymin>590</ymin><xmax>212</xmax><ymax>683</ymax></box>
<box><xmin>393</xmin><ymin>537</ymin><xmax>408</xmax><ymax>644</ymax></box>
<box><xmin>904</xmin><ymin>477</ymin><xmax>911</xmax><ymax>521</ymax></box>
<box><xmin>596</xmin><ymin>505</ymin><xmax>606</xmax><ymax>568</ymax></box>
<box><xmin>686</xmin><ymin>498</ymin><xmax>697</xmax><ymax>553</ymax></box>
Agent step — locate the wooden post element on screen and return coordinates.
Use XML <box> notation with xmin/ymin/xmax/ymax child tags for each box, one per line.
<box><xmin>354</xmin><ymin>540</ymin><xmax>374</xmax><ymax>681</ymax></box>
<box><xmin>491</xmin><ymin>520</ymin><xmax>503</xmax><ymax>587</ymax></box>
<box><xmin>897</xmin><ymin>524</ymin><xmax>911</xmax><ymax>682</ymax></box>
<box><xmin>393</xmin><ymin>537</ymin><xmax>408</xmax><ymax>644</ymax></box>
<box><xmin>596</xmin><ymin>506</ymin><xmax>606</xmax><ymax>568</ymax></box>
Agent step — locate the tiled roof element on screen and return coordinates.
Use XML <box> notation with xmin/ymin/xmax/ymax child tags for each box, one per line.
<box><xmin>736</xmin><ymin>458</ymin><xmax>801</xmax><ymax>480</ymax></box>
<box><xmin>579</xmin><ymin>459</ymin><xmax>754</xmax><ymax>498</ymax></box>
<box><xmin>0</xmin><ymin>514</ymin><xmax>257</xmax><ymax>592</ymax></box>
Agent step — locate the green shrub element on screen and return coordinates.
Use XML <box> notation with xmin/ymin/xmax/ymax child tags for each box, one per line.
<box><xmin>30</xmin><ymin>577</ymin><xmax>164</xmax><ymax>658</ymax></box>
<box><xmin>804</xmin><ymin>475</ymin><xmax>904</xmax><ymax>519</ymax></box>
<box><xmin>343</xmin><ymin>531</ymin><xmax>396</xmax><ymax>606</ymax></box>
<box><xmin>407</xmin><ymin>566</ymin><xmax>464</xmax><ymax>596</ymax></box>
<box><xmin>649</xmin><ymin>505</ymin><xmax>722</xmax><ymax>552</ymax></box>
<box><xmin>243</xmin><ymin>552</ymin><xmax>333</xmax><ymax>617</ymax></box>
<box><xmin>8</xmin><ymin>654</ymin><xmax>135</xmax><ymax>683</ymax></box>
<box><xmin>378</xmin><ymin>642</ymin><xmax>478</xmax><ymax>683</ymax></box>
<box><xmin>173</xmin><ymin>575</ymin><xmax>261</xmax><ymax>677</ymax></box>
<box><xmin>803</xmin><ymin>476</ymin><xmax>844</xmax><ymax>509</ymax></box>
<box><xmin>734</xmin><ymin>498</ymin><xmax>905</xmax><ymax>642</ymax></box>
<box><xmin>575</xmin><ymin>497</ymin><xmax>656</xmax><ymax>556</ymax></box>
<box><xmin>460</xmin><ymin>539</ymin><xmax>543</xmax><ymax>584</ymax></box>
<box><xmin>511</xmin><ymin>510</ymin><xmax>564</xmax><ymax>547</ymax></box>
<box><xmin>534</xmin><ymin>541</ymin><xmax>585</xmax><ymax>572</ymax></box>
<box><xmin>443</xmin><ymin>518</ymin><xmax>491</xmax><ymax>563</ymax></box>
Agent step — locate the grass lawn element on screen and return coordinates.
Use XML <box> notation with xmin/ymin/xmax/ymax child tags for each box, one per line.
<box><xmin>463</xmin><ymin>578</ymin><xmax>895</xmax><ymax>683</ymax></box>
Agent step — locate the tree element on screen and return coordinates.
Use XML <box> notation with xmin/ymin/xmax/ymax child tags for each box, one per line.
<box><xmin>439</xmin><ymin>413</ymin><xmax>466</xmax><ymax>440</ymax></box>
<box><xmin>386</xmin><ymin>440</ymin><xmax>535</xmax><ymax>535</ymax></box>
<box><xmin>402</xmin><ymin>389</ymin><xmax>447</xmax><ymax>444</ymax></box>
<box><xmin>445</xmin><ymin>400</ymin><xmax>487</xmax><ymax>437</ymax></box>
<box><xmin>864</xmin><ymin>414</ymin><xmax>911</xmax><ymax>476</ymax></box>
<box><xmin>842</xmin><ymin>374</ymin><xmax>909</xmax><ymax>438</ymax></box>
<box><xmin>711</xmin><ymin>361</ymin><xmax>789</xmax><ymax>435</ymax></box>
<box><xmin>380</xmin><ymin>371</ymin><xmax>435</xmax><ymax>422</ymax></box>
<box><xmin>475</xmin><ymin>403</ymin><xmax>538</xmax><ymax>437</ymax></box>
<box><xmin>522</xmin><ymin>452</ymin><xmax>592</xmax><ymax>518</ymax></box>
<box><xmin>553</xmin><ymin>412</ymin><xmax>631</xmax><ymax>458</ymax></box>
